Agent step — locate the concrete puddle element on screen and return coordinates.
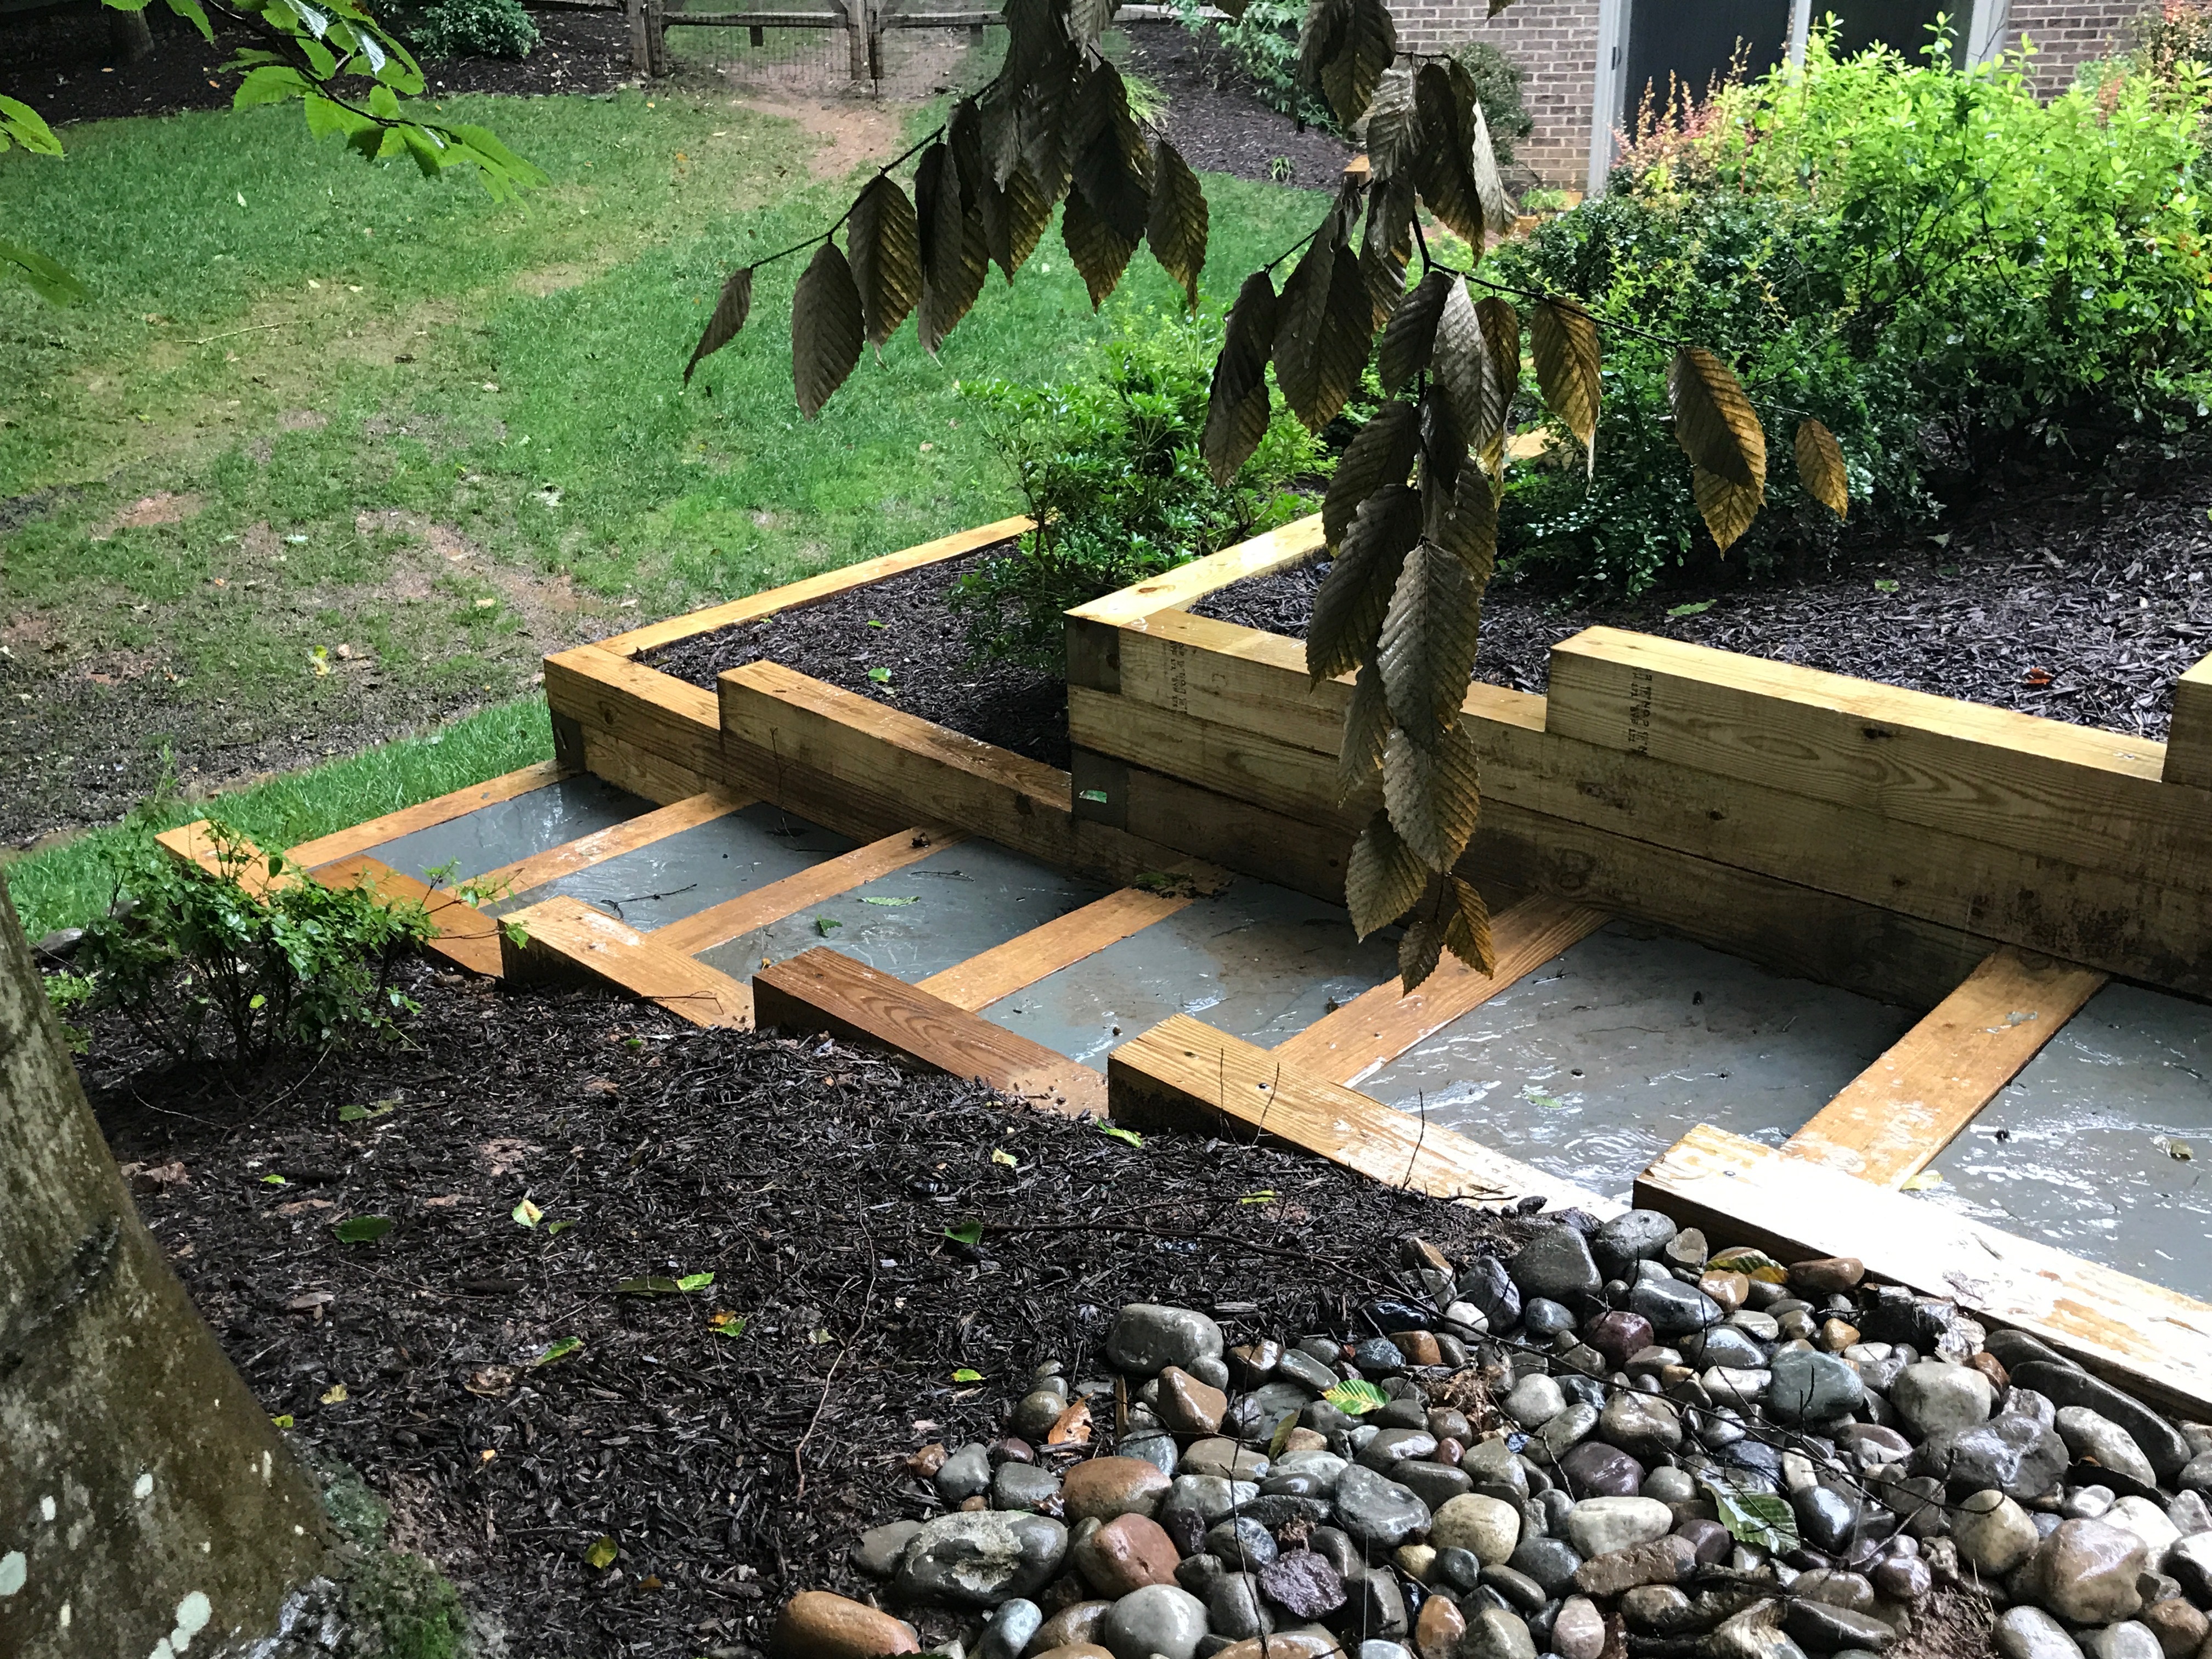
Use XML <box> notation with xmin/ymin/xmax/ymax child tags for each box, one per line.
<box><xmin>1907</xmin><ymin>981</ymin><xmax>2212</xmax><ymax>1299</ymax></box>
<box><xmin>983</xmin><ymin>880</ymin><xmax>1401</xmax><ymax>1065</ymax></box>
<box><xmin>360</xmin><ymin>775</ymin><xmax>645</xmax><ymax>884</ymax></box>
<box><xmin>1359</xmin><ymin>925</ymin><xmax>1915</xmax><ymax>1202</ymax></box>
<box><xmin>699</xmin><ymin>837</ymin><xmax>1107</xmax><ymax>983</ymax></box>
<box><xmin>490</xmin><ymin>803</ymin><xmax>855</xmax><ymax>930</ymax></box>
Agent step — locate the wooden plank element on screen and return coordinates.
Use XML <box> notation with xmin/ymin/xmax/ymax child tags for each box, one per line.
<box><xmin>1272</xmin><ymin>895</ymin><xmax>1607</xmax><ymax>1086</ymax></box>
<box><xmin>648</xmin><ymin>825</ymin><xmax>964</xmax><ymax>957</ymax></box>
<box><xmin>1109</xmin><ymin>1014</ymin><xmax>1621</xmax><ymax>1216</ymax></box>
<box><xmin>916</xmin><ymin>887</ymin><xmax>1192</xmax><ymax>1010</ymax></box>
<box><xmin>154</xmin><ymin>821</ymin><xmax>293</xmax><ymax>898</ymax></box>
<box><xmin>1546</xmin><ymin>627</ymin><xmax>2210</xmax><ymax>898</ymax></box>
<box><xmin>1065</xmin><ymin>515</ymin><xmax>1325</xmax><ymax>630</ymax></box>
<box><xmin>503</xmin><ymin>894</ymin><xmax>751</xmax><ymax>1027</ymax></box>
<box><xmin>753</xmin><ymin>946</ymin><xmax>1104</xmax><ymax>1116</ymax></box>
<box><xmin>1089</xmin><ymin>622</ymin><xmax>2212</xmax><ymax>998</ymax></box>
<box><xmin>2169</xmin><ymin>652</ymin><xmax>2212</xmax><ymax>790</ymax></box>
<box><xmin>282</xmin><ymin>760</ymin><xmax>571</xmax><ymax>870</ymax></box>
<box><xmin>580</xmin><ymin>728</ymin><xmax>718</xmax><ymax>807</ymax></box>
<box><xmin>1782</xmin><ymin>947</ymin><xmax>2109</xmax><ymax>1187</ymax></box>
<box><xmin>597</xmin><ymin>516</ymin><xmax>1034</xmax><ymax>658</ymax></box>
<box><xmin>471</xmin><ymin>788</ymin><xmax>747</xmax><ymax>900</ymax></box>
<box><xmin>544</xmin><ymin>644</ymin><xmax>731</xmax><ymax>793</ymax></box>
<box><xmin>717</xmin><ymin>660</ymin><xmax>1230</xmax><ymax>893</ymax></box>
<box><xmin>1637</xmin><ymin>1122</ymin><xmax>2212</xmax><ymax>1423</ymax></box>
<box><xmin>310</xmin><ymin>856</ymin><xmax>505</xmax><ymax>978</ymax></box>
<box><xmin>1096</xmin><ymin>751</ymin><xmax>1996</xmax><ymax>1011</ymax></box>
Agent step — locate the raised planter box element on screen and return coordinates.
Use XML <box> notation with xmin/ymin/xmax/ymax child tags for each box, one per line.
<box><xmin>1065</xmin><ymin>517</ymin><xmax>2212</xmax><ymax>1010</ymax></box>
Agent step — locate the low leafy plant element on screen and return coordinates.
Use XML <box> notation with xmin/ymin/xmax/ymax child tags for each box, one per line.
<box><xmin>1447</xmin><ymin>39</ymin><xmax>1531</xmax><ymax>166</ymax></box>
<box><xmin>951</xmin><ymin>309</ymin><xmax>1327</xmax><ymax>670</ymax></box>
<box><xmin>71</xmin><ymin>820</ymin><xmax>435</xmax><ymax>1066</ymax></box>
<box><xmin>398</xmin><ymin>0</ymin><xmax>539</xmax><ymax>60</ymax></box>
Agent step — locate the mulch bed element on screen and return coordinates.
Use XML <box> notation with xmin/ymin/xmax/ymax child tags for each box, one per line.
<box><xmin>1194</xmin><ymin>464</ymin><xmax>2212</xmax><ymax>741</ymax></box>
<box><xmin>1120</xmin><ymin>20</ymin><xmax>1354</xmax><ymax>191</ymax></box>
<box><xmin>2</xmin><ymin>4</ymin><xmax>634</xmax><ymax>125</ymax></box>
<box><xmin>641</xmin><ymin>544</ymin><xmax>1076</xmax><ymax>771</ymax></box>
<box><xmin>86</xmin><ymin>962</ymin><xmax>1531</xmax><ymax>1656</ymax></box>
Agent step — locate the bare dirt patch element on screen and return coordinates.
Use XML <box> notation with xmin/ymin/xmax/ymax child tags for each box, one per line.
<box><xmin>93</xmin><ymin>490</ymin><xmax>203</xmax><ymax>540</ymax></box>
<box><xmin>731</xmin><ymin>92</ymin><xmax>910</xmax><ymax>180</ymax></box>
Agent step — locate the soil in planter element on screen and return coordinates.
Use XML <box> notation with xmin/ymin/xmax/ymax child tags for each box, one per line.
<box><xmin>83</xmin><ymin>962</ymin><xmax>1533</xmax><ymax>1656</ymax></box>
<box><xmin>642</xmin><ymin>545</ymin><xmax>1075</xmax><ymax>771</ymax></box>
<box><xmin>1194</xmin><ymin>466</ymin><xmax>2212</xmax><ymax>740</ymax></box>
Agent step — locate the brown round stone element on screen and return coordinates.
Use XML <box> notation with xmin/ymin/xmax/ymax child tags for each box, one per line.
<box><xmin>1392</xmin><ymin>1329</ymin><xmax>1444</xmax><ymax>1367</ymax></box>
<box><xmin>1789</xmin><ymin>1256</ymin><xmax>1866</xmax><ymax>1293</ymax></box>
<box><xmin>1284</xmin><ymin>1427</ymin><xmax>1329</xmax><ymax>1453</ymax></box>
<box><xmin>1697</xmin><ymin>1271</ymin><xmax>1751</xmax><ymax>1314</ymax></box>
<box><xmin>1028</xmin><ymin>1602</ymin><xmax>1115</xmax><ymax>1656</ymax></box>
<box><xmin>908</xmin><ymin>1444</ymin><xmax>947</xmax><ymax>1479</ymax></box>
<box><xmin>1819</xmin><ymin>1319</ymin><xmax>1861</xmax><ymax>1354</ymax></box>
<box><xmin>1414</xmin><ymin>1588</ymin><xmax>1465</xmax><ymax>1659</ymax></box>
<box><xmin>1967</xmin><ymin>1351</ymin><xmax>2010</xmax><ymax>1392</ymax></box>
<box><xmin>1061</xmin><ymin>1456</ymin><xmax>1171</xmax><ymax>1524</ymax></box>
<box><xmin>1213</xmin><ymin>1634</ymin><xmax>1344</xmax><ymax>1659</ymax></box>
<box><xmin>1073</xmin><ymin>1513</ymin><xmax>1182</xmax><ymax>1596</ymax></box>
<box><xmin>1156</xmin><ymin>1367</ymin><xmax>1228</xmax><ymax>1435</ymax></box>
<box><xmin>1031</xmin><ymin>1645</ymin><xmax>1116</xmax><ymax>1659</ymax></box>
<box><xmin>2143</xmin><ymin>1594</ymin><xmax>2208</xmax><ymax>1659</ymax></box>
<box><xmin>773</xmin><ymin>1592</ymin><xmax>921</xmax><ymax>1659</ymax></box>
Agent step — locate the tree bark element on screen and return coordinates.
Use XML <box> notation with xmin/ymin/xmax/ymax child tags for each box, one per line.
<box><xmin>0</xmin><ymin>881</ymin><xmax>326</xmax><ymax>1657</ymax></box>
<box><xmin>109</xmin><ymin>7</ymin><xmax>156</xmax><ymax>61</ymax></box>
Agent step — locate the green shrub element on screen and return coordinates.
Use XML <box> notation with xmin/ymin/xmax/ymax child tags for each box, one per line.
<box><xmin>70</xmin><ymin>820</ymin><xmax>436</xmax><ymax>1066</ymax></box>
<box><xmin>1168</xmin><ymin>2</ymin><xmax>1530</xmax><ymax>156</ymax></box>
<box><xmin>951</xmin><ymin>308</ymin><xmax>1327</xmax><ymax>670</ymax></box>
<box><xmin>400</xmin><ymin>0</ymin><xmax>539</xmax><ymax>60</ymax></box>
<box><xmin>1492</xmin><ymin>191</ymin><xmax>1935</xmax><ymax>596</ymax></box>
<box><xmin>1493</xmin><ymin>30</ymin><xmax>2212</xmax><ymax>597</ymax></box>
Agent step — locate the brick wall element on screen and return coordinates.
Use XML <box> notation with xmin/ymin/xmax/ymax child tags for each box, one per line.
<box><xmin>1383</xmin><ymin>0</ymin><xmax>2149</xmax><ymax>190</ymax></box>
<box><xmin>1390</xmin><ymin>0</ymin><xmax>1600</xmax><ymax>187</ymax></box>
<box><xmin>1999</xmin><ymin>1</ymin><xmax>2141</xmax><ymax>91</ymax></box>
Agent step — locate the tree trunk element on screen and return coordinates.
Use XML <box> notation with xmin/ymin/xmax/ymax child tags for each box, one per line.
<box><xmin>0</xmin><ymin>881</ymin><xmax>325</xmax><ymax>1657</ymax></box>
<box><xmin>109</xmin><ymin>7</ymin><xmax>156</xmax><ymax>61</ymax></box>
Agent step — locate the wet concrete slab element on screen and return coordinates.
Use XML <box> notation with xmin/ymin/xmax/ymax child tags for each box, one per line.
<box><xmin>699</xmin><ymin>837</ymin><xmax>1108</xmax><ymax>984</ymax></box>
<box><xmin>1909</xmin><ymin>981</ymin><xmax>2212</xmax><ymax>1299</ymax></box>
<box><xmin>1359</xmin><ymin>925</ymin><xmax>1916</xmax><ymax>1202</ymax></box>
<box><xmin>490</xmin><ymin>803</ymin><xmax>856</xmax><ymax>932</ymax></box>
<box><xmin>981</xmin><ymin>879</ymin><xmax>1402</xmax><ymax>1066</ymax></box>
<box><xmin>362</xmin><ymin>774</ymin><xmax>646</xmax><ymax>885</ymax></box>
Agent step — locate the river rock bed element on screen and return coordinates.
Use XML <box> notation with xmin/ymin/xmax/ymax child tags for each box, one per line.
<box><xmin>772</xmin><ymin>1211</ymin><xmax>2212</xmax><ymax>1659</ymax></box>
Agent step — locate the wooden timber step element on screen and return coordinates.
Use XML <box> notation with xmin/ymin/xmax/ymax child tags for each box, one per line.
<box><xmin>1639</xmin><ymin>1122</ymin><xmax>2212</xmax><ymax>1423</ymax></box>
<box><xmin>648</xmin><ymin>825</ymin><xmax>963</xmax><ymax>958</ymax></box>
<box><xmin>2171</xmin><ymin>652</ymin><xmax>2212</xmax><ymax>789</ymax></box>
<box><xmin>915</xmin><ymin>886</ymin><xmax>1193</xmax><ymax>1011</ymax></box>
<box><xmin>155</xmin><ymin>821</ymin><xmax>294</xmax><ymax>898</ymax></box>
<box><xmin>1784</xmin><ymin>946</ymin><xmax>2108</xmax><ymax>1187</ymax></box>
<box><xmin>503</xmin><ymin>895</ymin><xmax>751</xmax><ymax>1027</ymax></box>
<box><xmin>1109</xmin><ymin>1013</ymin><xmax>1622</xmax><ymax>1217</ymax></box>
<box><xmin>472</xmin><ymin>787</ymin><xmax>748</xmax><ymax>900</ymax></box>
<box><xmin>312</xmin><ymin>855</ymin><xmax>505</xmax><ymax>978</ymax></box>
<box><xmin>753</xmin><ymin>946</ymin><xmax>1104</xmax><ymax>1117</ymax></box>
<box><xmin>282</xmin><ymin>760</ymin><xmax>572</xmax><ymax>870</ymax></box>
<box><xmin>1271</xmin><ymin>894</ymin><xmax>1607</xmax><ymax>1086</ymax></box>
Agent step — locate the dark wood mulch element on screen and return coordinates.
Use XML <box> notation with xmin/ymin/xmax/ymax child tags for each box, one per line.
<box><xmin>1120</xmin><ymin>20</ymin><xmax>1354</xmax><ymax>191</ymax></box>
<box><xmin>87</xmin><ymin>962</ymin><xmax>1530</xmax><ymax>1656</ymax></box>
<box><xmin>1</xmin><ymin>3</ymin><xmax>634</xmax><ymax>125</ymax></box>
<box><xmin>1194</xmin><ymin>463</ymin><xmax>2212</xmax><ymax>741</ymax></box>
<box><xmin>640</xmin><ymin>544</ymin><xmax>1076</xmax><ymax>771</ymax></box>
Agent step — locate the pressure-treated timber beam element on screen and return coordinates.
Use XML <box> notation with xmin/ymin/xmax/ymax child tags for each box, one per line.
<box><xmin>1782</xmin><ymin>946</ymin><xmax>2108</xmax><ymax>1188</ymax></box>
<box><xmin>649</xmin><ymin>826</ymin><xmax>963</xmax><ymax>958</ymax></box>
<box><xmin>717</xmin><ymin>659</ymin><xmax>1231</xmax><ymax>894</ymax></box>
<box><xmin>2170</xmin><ymin>652</ymin><xmax>2212</xmax><ymax>790</ymax></box>
<box><xmin>471</xmin><ymin>788</ymin><xmax>748</xmax><ymax>900</ymax></box>
<box><xmin>502</xmin><ymin>895</ymin><xmax>751</xmax><ymax>1027</ymax></box>
<box><xmin>597</xmin><ymin>516</ymin><xmax>1034</xmax><ymax>659</ymax></box>
<box><xmin>155</xmin><ymin>822</ymin><xmax>295</xmax><ymax>898</ymax></box>
<box><xmin>916</xmin><ymin>887</ymin><xmax>1192</xmax><ymax>1011</ymax></box>
<box><xmin>753</xmin><ymin>947</ymin><xmax>1104</xmax><ymax>1116</ymax></box>
<box><xmin>1109</xmin><ymin>1013</ymin><xmax>1621</xmax><ymax>1216</ymax></box>
<box><xmin>1272</xmin><ymin>895</ymin><xmax>1608</xmax><ymax>1086</ymax></box>
<box><xmin>312</xmin><ymin>855</ymin><xmax>505</xmax><ymax>978</ymax></box>
<box><xmin>1638</xmin><ymin>1123</ymin><xmax>2212</xmax><ymax>1423</ymax></box>
<box><xmin>1077</xmin><ymin>608</ymin><xmax>2211</xmax><ymax>998</ymax></box>
<box><xmin>282</xmin><ymin>760</ymin><xmax>572</xmax><ymax>870</ymax></box>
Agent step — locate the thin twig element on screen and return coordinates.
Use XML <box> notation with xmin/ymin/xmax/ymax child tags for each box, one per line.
<box><xmin>190</xmin><ymin>320</ymin><xmax>298</xmax><ymax>347</ymax></box>
<box><xmin>794</xmin><ymin>1222</ymin><xmax>877</xmax><ymax>1499</ymax></box>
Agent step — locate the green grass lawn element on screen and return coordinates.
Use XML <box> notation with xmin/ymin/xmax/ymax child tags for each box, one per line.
<box><xmin>0</xmin><ymin>67</ymin><xmax>1327</xmax><ymax>931</ymax></box>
